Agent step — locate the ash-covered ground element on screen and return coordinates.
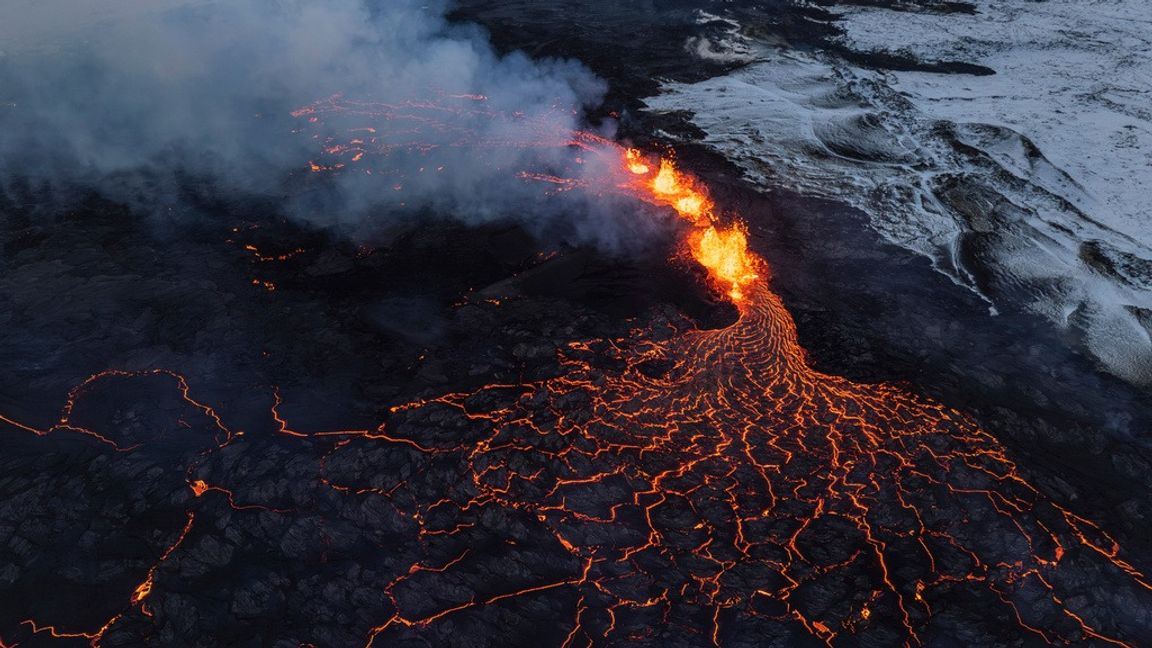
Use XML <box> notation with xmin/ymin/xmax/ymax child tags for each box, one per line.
<box><xmin>0</xmin><ymin>1</ymin><xmax>1150</xmax><ymax>647</ymax></box>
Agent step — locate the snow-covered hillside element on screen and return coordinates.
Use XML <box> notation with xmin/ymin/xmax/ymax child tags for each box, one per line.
<box><xmin>646</xmin><ymin>1</ymin><xmax>1152</xmax><ymax>384</ymax></box>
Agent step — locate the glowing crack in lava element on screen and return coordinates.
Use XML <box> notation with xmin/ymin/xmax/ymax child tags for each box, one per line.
<box><xmin>2</xmin><ymin>94</ymin><xmax>1150</xmax><ymax>646</ymax></box>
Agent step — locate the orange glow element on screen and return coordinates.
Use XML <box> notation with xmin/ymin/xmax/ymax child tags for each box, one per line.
<box><xmin>132</xmin><ymin>513</ymin><xmax>195</xmax><ymax>605</ymax></box>
<box><xmin>190</xmin><ymin>479</ymin><xmax>210</xmax><ymax>497</ymax></box>
<box><xmin>692</xmin><ymin>225</ymin><xmax>758</xmax><ymax>301</ymax></box>
<box><xmin>625</xmin><ymin>148</ymin><xmax>650</xmax><ymax>175</ymax></box>
<box><xmin>615</xmin><ymin>150</ymin><xmax>757</xmax><ymax>302</ymax></box>
<box><xmin>652</xmin><ymin>159</ymin><xmax>677</xmax><ymax>194</ymax></box>
<box><xmin>648</xmin><ymin>158</ymin><xmax>712</xmax><ymax>224</ymax></box>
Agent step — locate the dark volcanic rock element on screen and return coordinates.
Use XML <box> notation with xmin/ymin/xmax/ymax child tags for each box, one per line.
<box><xmin>1</xmin><ymin>2</ymin><xmax>1150</xmax><ymax>646</ymax></box>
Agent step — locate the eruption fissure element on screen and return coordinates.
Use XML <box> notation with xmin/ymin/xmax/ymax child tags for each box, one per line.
<box><xmin>1</xmin><ymin>96</ymin><xmax>1148</xmax><ymax>647</ymax></box>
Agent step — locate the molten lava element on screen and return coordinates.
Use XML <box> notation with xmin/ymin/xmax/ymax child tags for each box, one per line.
<box><xmin>624</xmin><ymin>147</ymin><xmax>650</xmax><ymax>175</ymax></box>
<box><xmin>619</xmin><ymin>149</ymin><xmax>756</xmax><ymax>301</ymax></box>
<box><xmin>3</xmin><ymin>95</ymin><xmax>1149</xmax><ymax>647</ymax></box>
<box><xmin>692</xmin><ymin>225</ymin><xmax>757</xmax><ymax>302</ymax></box>
<box><xmin>647</xmin><ymin>157</ymin><xmax>712</xmax><ymax>224</ymax></box>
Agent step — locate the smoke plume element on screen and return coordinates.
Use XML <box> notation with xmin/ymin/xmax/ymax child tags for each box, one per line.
<box><xmin>0</xmin><ymin>0</ymin><xmax>656</xmax><ymax>247</ymax></box>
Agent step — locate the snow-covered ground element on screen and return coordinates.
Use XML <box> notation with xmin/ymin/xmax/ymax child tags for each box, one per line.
<box><xmin>645</xmin><ymin>1</ymin><xmax>1152</xmax><ymax>385</ymax></box>
<box><xmin>838</xmin><ymin>0</ymin><xmax>1152</xmax><ymax>243</ymax></box>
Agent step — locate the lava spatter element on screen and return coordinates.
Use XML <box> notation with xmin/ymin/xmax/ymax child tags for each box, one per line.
<box><xmin>0</xmin><ymin>96</ymin><xmax>1148</xmax><ymax>646</ymax></box>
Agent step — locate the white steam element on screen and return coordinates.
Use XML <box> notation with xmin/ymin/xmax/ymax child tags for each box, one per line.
<box><xmin>0</xmin><ymin>0</ymin><xmax>652</xmax><ymax>246</ymax></box>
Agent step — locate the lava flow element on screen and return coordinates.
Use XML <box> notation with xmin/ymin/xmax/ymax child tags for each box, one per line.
<box><xmin>353</xmin><ymin>142</ymin><xmax>1152</xmax><ymax>646</ymax></box>
<box><xmin>1</xmin><ymin>95</ymin><xmax>1149</xmax><ymax>647</ymax></box>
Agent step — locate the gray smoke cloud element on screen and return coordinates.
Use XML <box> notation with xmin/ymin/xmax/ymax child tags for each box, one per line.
<box><xmin>0</xmin><ymin>0</ymin><xmax>661</xmax><ymax>248</ymax></box>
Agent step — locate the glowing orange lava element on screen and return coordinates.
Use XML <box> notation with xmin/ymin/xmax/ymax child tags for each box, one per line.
<box><xmin>293</xmin><ymin>102</ymin><xmax>1152</xmax><ymax>645</ymax></box>
<box><xmin>2</xmin><ymin>95</ymin><xmax>1148</xmax><ymax>647</ymax></box>
<box><xmin>624</xmin><ymin>147</ymin><xmax>650</xmax><ymax>175</ymax></box>
<box><xmin>646</xmin><ymin>157</ymin><xmax>713</xmax><ymax>224</ymax></box>
<box><xmin>620</xmin><ymin>149</ymin><xmax>756</xmax><ymax>301</ymax></box>
<box><xmin>692</xmin><ymin>225</ymin><xmax>757</xmax><ymax>301</ymax></box>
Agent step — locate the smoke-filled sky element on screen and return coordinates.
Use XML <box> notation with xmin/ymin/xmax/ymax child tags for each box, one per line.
<box><xmin>0</xmin><ymin>0</ymin><xmax>658</xmax><ymax>247</ymax></box>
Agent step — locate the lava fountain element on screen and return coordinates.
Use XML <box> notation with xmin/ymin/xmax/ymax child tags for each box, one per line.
<box><xmin>623</xmin><ymin>150</ymin><xmax>757</xmax><ymax>302</ymax></box>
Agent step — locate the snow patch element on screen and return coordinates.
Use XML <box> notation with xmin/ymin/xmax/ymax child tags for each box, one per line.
<box><xmin>645</xmin><ymin>2</ymin><xmax>1152</xmax><ymax>384</ymax></box>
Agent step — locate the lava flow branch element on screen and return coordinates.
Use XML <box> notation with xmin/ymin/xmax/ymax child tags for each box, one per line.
<box><xmin>263</xmin><ymin>95</ymin><xmax>1152</xmax><ymax>646</ymax></box>
<box><xmin>1</xmin><ymin>94</ymin><xmax>1149</xmax><ymax>647</ymax></box>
